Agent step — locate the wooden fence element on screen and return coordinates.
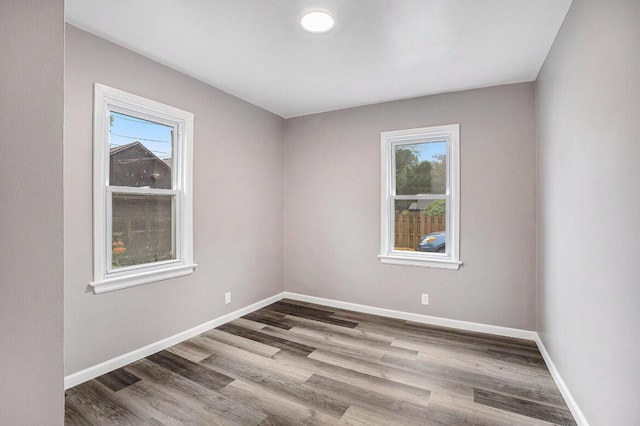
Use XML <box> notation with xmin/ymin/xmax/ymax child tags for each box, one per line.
<box><xmin>395</xmin><ymin>213</ymin><xmax>445</xmax><ymax>249</ymax></box>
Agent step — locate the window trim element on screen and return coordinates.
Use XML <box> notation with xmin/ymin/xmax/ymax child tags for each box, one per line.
<box><xmin>90</xmin><ymin>83</ymin><xmax>196</xmax><ymax>294</ymax></box>
<box><xmin>378</xmin><ymin>124</ymin><xmax>461</xmax><ymax>270</ymax></box>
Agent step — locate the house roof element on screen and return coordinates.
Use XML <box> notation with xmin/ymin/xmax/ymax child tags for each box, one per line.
<box><xmin>110</xmin><ymin>141</ymin><xmax>171</xmax><ymax>170</ymax></box>
<box><xmin>110</xmin><ymin>141</ymin><xmax>147</xmax><ymax>156</ymax></box>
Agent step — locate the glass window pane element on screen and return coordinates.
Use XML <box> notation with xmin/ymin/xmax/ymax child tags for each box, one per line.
<box><xmin>109</xmin><ymin>111</ymin><xmax>174</xmax><ymax>189</ymax></box>
<box><xmin>394</xmin><ymin>199</ymin><xmax>446</xmax><ymax>252</ymax></box>
<box><xmin>395</xmin><ymin>141</ymin><xmax>447</xmax><ymax>195</ymax></box>
<box><xmin>112</xmin><ymin>193</ymin><xmax>175</xmax><ymax>268</ymax></box>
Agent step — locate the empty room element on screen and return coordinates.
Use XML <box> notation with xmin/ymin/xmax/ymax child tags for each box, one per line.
<box><xmin>1</xmin><ymin>0</ymin><xmax>638</xmax><ymax>425</ymax></box>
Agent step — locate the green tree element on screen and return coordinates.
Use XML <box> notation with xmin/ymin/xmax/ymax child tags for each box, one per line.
<box><xmin>395</xmin><ymin>148</ymin><xmax>418</xmax><ymax>195</ymax></box>
<box><xmin>395</xmin><ymin>147</ymin><xmax>434</xmax><ymax>195</ymax></box>
<box><xmin>407</xmin><ymin>160</ymin><xmax>432</xmax><ymax>194</ymax></box>
<box><xmin>430</xmin><ymin>154</ymin><xmax>446</xmax><ymax>194</ymax></box>
<box><xmin>422</xmin><ymin>199</ymin><xmax>446</xmax><ymax>216</ymax></box>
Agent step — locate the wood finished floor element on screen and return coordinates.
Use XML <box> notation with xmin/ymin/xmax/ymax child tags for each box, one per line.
<box><xmin>65</xmin><ymin>299</ymin><xmax>577</xmax><ymax>425</ymax></box>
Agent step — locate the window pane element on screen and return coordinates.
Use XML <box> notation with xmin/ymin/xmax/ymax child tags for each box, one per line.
<box><xmin>394</xmin><ymin>199</ymin><xmax>446</xmax><ymax>252</ymax></box>
<box><xmin>109</xmin><ymin>111</ymin><xmax>174</xmax><ymax>189</ymax></box>
<box><xmin>395</xmin><ymin>141</ymin><xmax>447</xmax><ymax>195</ymax></box>
<box><xmin>112</xmin><ymin>193</ymin><xmax>175</xmax><ymax>268</ymax></box>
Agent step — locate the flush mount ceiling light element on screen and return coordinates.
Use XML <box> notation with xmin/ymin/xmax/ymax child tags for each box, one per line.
<box><xmin>300</xmin><ymin>10</ymin><xmax>335</xmax><ymax>33</ymax></box>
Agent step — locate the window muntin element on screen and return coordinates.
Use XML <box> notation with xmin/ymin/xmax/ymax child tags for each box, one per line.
<box><xmin>91</xmin><ymin>84</ymin><xmax>195</xmax><ymax>294</ymax></box>
<box><xmin>379</xmin><ymin>125</ymin><xmax>460</xmax><ymax>269</ymax></box>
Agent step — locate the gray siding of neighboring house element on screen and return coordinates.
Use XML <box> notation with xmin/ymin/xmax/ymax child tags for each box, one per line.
<box><xmin>110</xmin><ymin>142</ymin><xmax>172</xmax><ymax>189</ymax></box>
<box><xmin>110</xmin><ymin>143</ymin><xmax>175</xmax><ymax>267</ymax></box>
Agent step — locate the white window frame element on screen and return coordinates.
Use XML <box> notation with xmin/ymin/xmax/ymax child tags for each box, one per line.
<box><xmin>378</xmin><ymin>124</ymin><xmax>461</xmax><ymax>270</ymax></box>
<box><xmin>90</xmin><ymin>84</ymin><xmax>196</xmax><ymax>294</ymax></box>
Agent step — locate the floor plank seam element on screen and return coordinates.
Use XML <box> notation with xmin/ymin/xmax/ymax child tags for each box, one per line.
<box><xmin>65</xmin><ymin>299</ymin><xmax>577</xmax><ymax>426</ymax></box>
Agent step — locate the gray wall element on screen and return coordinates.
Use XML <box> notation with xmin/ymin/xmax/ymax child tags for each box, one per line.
<box><xmin>0</xmin><ymin>1</ymin><xmax>65</xmax><ymax>424</ymax></box>
<box><xmin>65</xmin><ymin>26</ymin><xmax>285</xmax><ymax>375</ymax></box>
<box><xmin>536</xmin><ymin>1</ymin><xmax>640</xmax><ymax>424</ymax></box>
<box><xmin>285</xmin><ymin>83</ymin><xmax>538</xmax><ymax>330</ymax></box>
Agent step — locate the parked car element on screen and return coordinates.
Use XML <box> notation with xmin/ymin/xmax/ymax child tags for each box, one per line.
<box><xmin>416</xmin><ymin>231</ymin><xmax>446</xmax><ymax>253</ymax></box>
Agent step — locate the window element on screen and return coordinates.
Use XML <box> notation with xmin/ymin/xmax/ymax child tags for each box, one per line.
<box><xmin>379</xmin><ymin>124</ymin><xmax>461</xmax><ymax>269</ymax></box>
<box><xmin>90</xmin><ymin>84</ymin><xmax>196</xmax><ymax>294</ymax></box>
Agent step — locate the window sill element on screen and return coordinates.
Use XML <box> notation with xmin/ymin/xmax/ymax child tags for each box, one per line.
<box><xmin>378</xmin><ymin>254</ymin><xmax>461</xmax><ymax>270</ymax></box>
<box><xmin>89</xmin><ymin>263</ymin><xmax>197</xmax><ymax>294</ymax></box>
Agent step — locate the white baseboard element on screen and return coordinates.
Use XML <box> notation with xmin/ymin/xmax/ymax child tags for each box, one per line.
<box><xmin>283</xmin><ymin>292</ymin><xmax>538</xmax><ymax>341</ymax></box>
<box><xmin>64</xmin><ymin>290</ymin><xmax>587</xmax><ymax>426</ymax></box>
<box><xmin>283</xmin><ymin>292</ymin><xmax>587</xmax><ymax>424</ymax></box>
<box><xmin>64</xmin><ymin>292</ymin><xmax>286</xmax><ymax>389</ymax></box>
<box><xmin>535</xmin><ymin>335</ymin><xmax>589</xmax><ymax>426</ymax></box>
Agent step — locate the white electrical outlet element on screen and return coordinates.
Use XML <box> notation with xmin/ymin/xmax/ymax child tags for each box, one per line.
<box><xmin>421</xmin><ymin>293</ymin><xmax>429</xmax><ymax>305</ymax></box>
<box><xmin>225</xmin><ymin>292</ymin><xmax>231</xmax><ymax>304</ymax></box>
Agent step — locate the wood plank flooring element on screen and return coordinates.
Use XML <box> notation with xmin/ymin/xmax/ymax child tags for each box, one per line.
<box><xmin>65</xmin><ymin>299</ymin><xmax>577</xmax><ymax>425</ymax></box>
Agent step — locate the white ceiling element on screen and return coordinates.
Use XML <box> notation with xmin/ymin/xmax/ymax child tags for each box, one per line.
<box><xmin>66</xmin><ymin>0</ymin><xmax>571</xmax><ymax>119</ymax></box>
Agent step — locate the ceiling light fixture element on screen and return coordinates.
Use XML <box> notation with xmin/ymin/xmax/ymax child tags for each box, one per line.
<box><xmin>300</xmin><ymin>10</ymin><xmax>335</xmax><ymax>33</ymax></box>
